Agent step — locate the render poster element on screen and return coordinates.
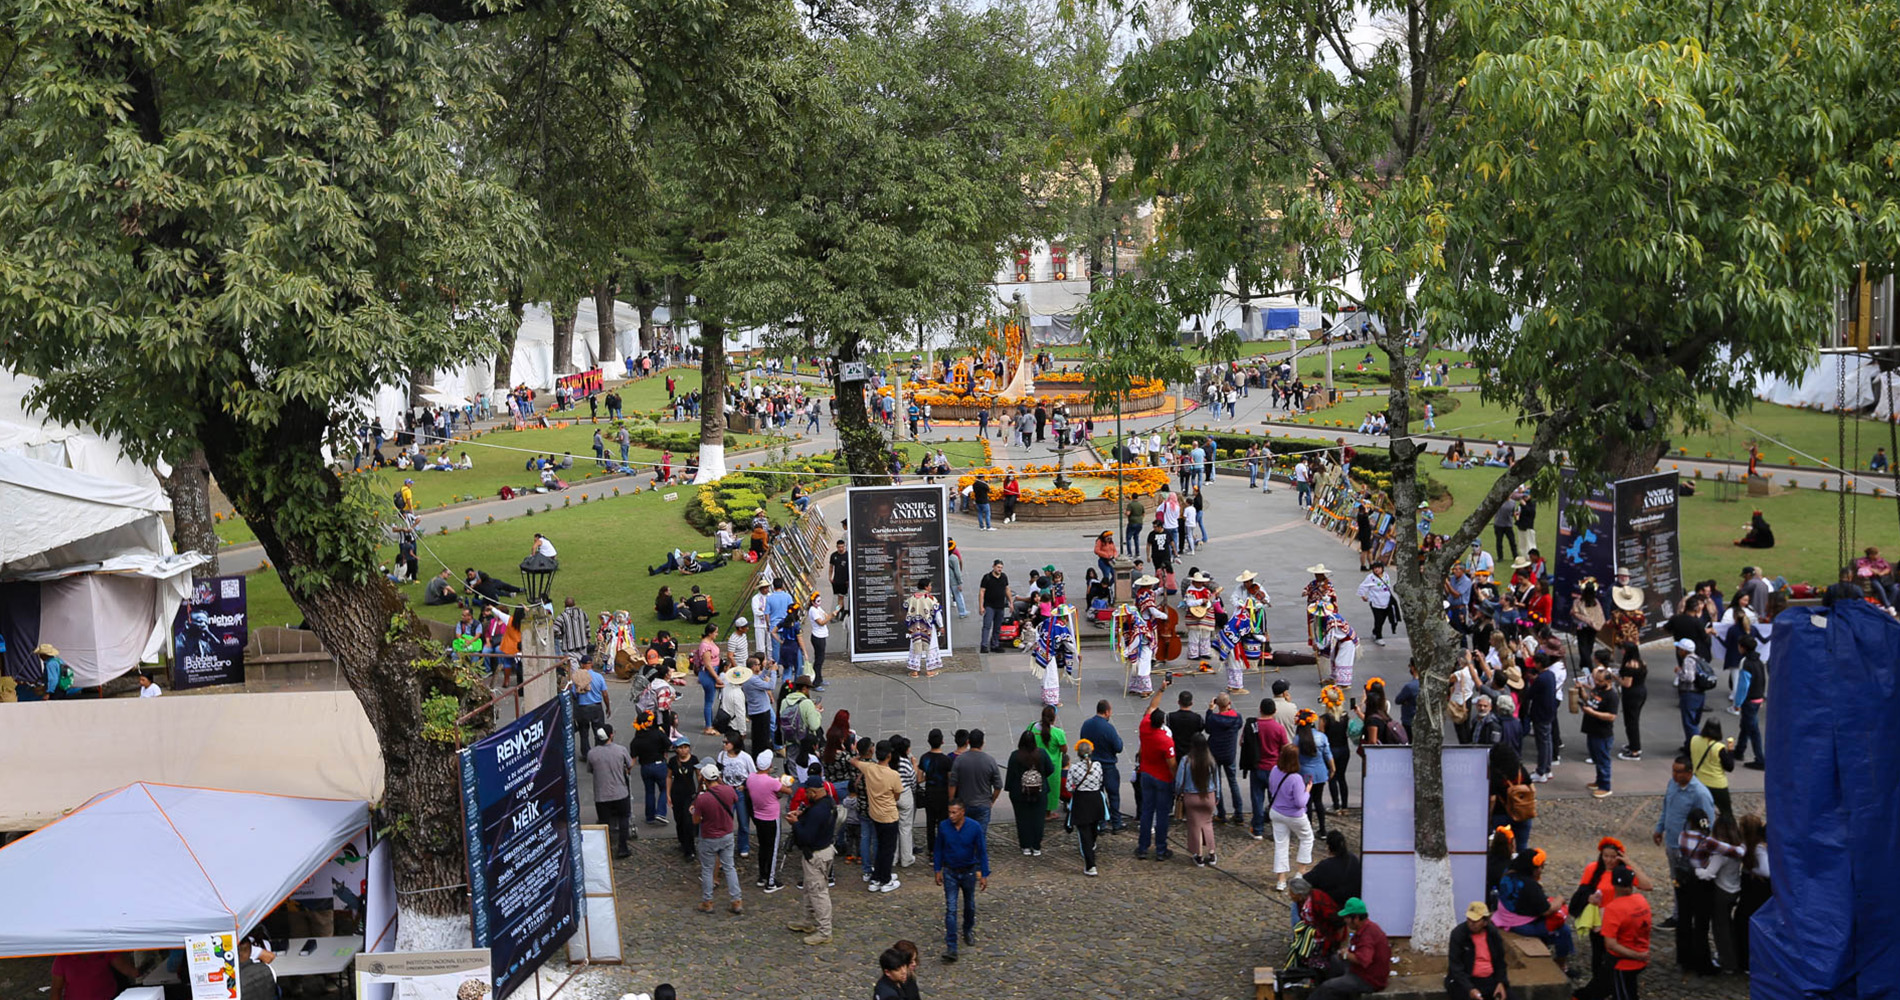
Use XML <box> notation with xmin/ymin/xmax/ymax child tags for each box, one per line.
<box><xmin>183</xmin><ymin>932</ymin><xmax>240</xmax><ymax>1000</ymax></box>
<box><xmin>1551</xmin><ymin>474</ymin><xmax>1616</xmax><ymax>627</ymax></box>
<box><xmin>171</xmin><ymin>576</ymin><xmax>247</xmax><ymax>689</ymax></box>
<box><xmin>459</xmin><ymin>689</ymin><xmax>583</xmax><ymax>999</ymax></box>
<box><xmin>846</xmin><ymin>485</ymin><xmax>951</xmax><ymax>661</ymax></box>
<box><xmin>1614</xmin><ymin>472</ymin><xmax>1683</xmax><ymax>629</ymax></box>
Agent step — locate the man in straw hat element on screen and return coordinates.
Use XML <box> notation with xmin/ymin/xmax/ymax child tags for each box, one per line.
<box><xmin>1607</xmin><ymin>568</ymin><xmax>1648</xmax><ymax>647</ymax></box>
<box><xmin>1446</xmin><ymin>901</ymin><xmax>1513</xmax><ymax>1000</ymax></box>
<box><xmin>1181</xmin><ymin>570</ymin><xmax>1220</xmax><ymax>670</ymax></box>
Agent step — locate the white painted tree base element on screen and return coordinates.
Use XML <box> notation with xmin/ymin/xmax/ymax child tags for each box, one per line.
<box><xmin>692</xmin><ymin>444</ymin><xmax>727</xmax><ymax>484</ymax></box>
<box><xmin>1412</xmin><ymin>853</ymin><xmax>1455</xmax><ymax>954</ymax></box>
<box><xmin>394</xmin><ymin>907</ymin><xmax>471</xmax><ymax>951</ymax></box>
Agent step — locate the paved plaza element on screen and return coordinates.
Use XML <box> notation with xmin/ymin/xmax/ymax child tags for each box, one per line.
<box><xmin>561</xmin><ymin>405</ymin><xmax>1762</xmax><ymax>999</ymax></box>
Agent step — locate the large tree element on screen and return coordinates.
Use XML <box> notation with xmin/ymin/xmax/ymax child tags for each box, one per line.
<box><xmin>702</xmin><ymin>2</ymin><xmax>1053</xmax><ymax>477</ymax></box>
<box><xmin>1110</xmin><ymin>0</ymin><xmax>1895</xmax><ymax>945</ymax></box>
<box><xmin>0</xmin><ymin>0</ymin><xmax>792</xmax><ymax>945</ymax></box>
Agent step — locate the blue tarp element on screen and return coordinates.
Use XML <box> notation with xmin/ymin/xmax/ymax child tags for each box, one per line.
<box><xmin>1263</xmin><ymin>308</ymin><xmax>1302</xmax><ymax>330</ymax></box>
<box><xmin>1750</xmin><ymin>602</ymin><xmax>1900</xmax><ymax>999</ymax></box>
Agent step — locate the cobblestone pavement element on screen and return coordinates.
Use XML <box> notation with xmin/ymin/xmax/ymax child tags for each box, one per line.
<box><xmin>572</xmin><ymin>791</ymin><xmax>1759</xmax><ymax>1000</ymax></box>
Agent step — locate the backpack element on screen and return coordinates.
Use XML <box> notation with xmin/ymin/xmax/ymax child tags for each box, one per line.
<box><xmin>777</xmin><ymin>694</ymin><xmax>813</xmax><ymax>745</ymax></box>
<box><xmin>392</xmin><ymin>489</ymin><xmax>405</xmax><ymax>511</ymax></box>
<box><xmin>1692</xmin><ymin>656</ymin><xmax>1718</xmax><ymax>693</ymax></box>
<box><xmin>1505</xmin><ymin>774</ymin><xmax>1537</xmax><ymax>821</ymax></box>
<box><xmin>1020</xmin><ymin>761</ymin><xmax>1046</xmax><ymax>794</ymax></box>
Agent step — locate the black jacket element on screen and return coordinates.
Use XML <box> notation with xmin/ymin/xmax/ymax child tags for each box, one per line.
<box><xmin>791</xmin><ymin>795</ymin><xmax>836</xmax><ymax>856</ymax></box>
<box><xmin>1446</xmin><ymin>921</ymin><xmax>1511</xmax><ymax>996</ymax></box>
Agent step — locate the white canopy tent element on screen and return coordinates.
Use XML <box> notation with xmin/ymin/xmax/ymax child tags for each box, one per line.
<box><xmin>0</xmin><ymin>782</ymin><xmax>369</xmax><ymax>957</ymax></box>
<box><xmin>0</xmin><ymin>452</ymin><xmax>205</xmax><ymax>686</ymax></box>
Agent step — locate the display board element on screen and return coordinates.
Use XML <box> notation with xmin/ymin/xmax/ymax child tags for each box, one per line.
<box><xmin>1613</xmin><ymin>471</ymin><xmax>1684</xmax><ymax>626</ymax></box>
<box><xmin>171</xmin><ymin>576</ymin><xmax>247</xmax><ymax>689</ymax></box>
<box><xmin>1552</xmin><ymin>471</ymin><xmax>1681</xmax><ymax>633</ymax></box>
<box><xmin>555</xmin><ymin>368</ymin><xmax>603</xmax><ymax>399</ymax></box>
<box><xmin>183</xmin><ymin>932</ymin><xmax>240</xmax><ymax>999</ymax></box>
<box><xmin>1359</xmin><ymin>745</ymin><xmax>1492</xmax><ymax>936</ymax></box>
<box><xmin>846</xmin><ymin>485</ymin><xmax>951</xmax><ymax>661</ymax></box>
<box><xmin>459</xmin><ymin>689</ymin><xmax>584</xmax><ymax>999</ymax></box>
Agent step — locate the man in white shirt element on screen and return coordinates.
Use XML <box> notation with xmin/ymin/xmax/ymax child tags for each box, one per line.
<box><xmin>531</xmin><ymin>532</ymin><xmax>557</xmax><ymax>558</ymax></box>
<box><xmin>1148</xmin><ymin>430</ymin><xmax>1162</xmax><ymax>466</ymax></box>
<box><xmin>138</xmin><ymin>671</ymin><xmax>163</xmax><ymax>698</ymax></box>
<box><xmin>751</xmin><ymin>582</ymin><xmax>772</xmax><ymax>656</ymax></box>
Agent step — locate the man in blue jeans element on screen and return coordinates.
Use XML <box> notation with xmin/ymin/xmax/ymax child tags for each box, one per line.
<box><xmin>1524</xmin><ymin>655</ymin><xmax>1558</xmax><ymax>782</ymax></box>
<box><xmin>1203</xmin><ymin>693</ymin><xmax>1244</xmax><ymax>823</ymax></box>
<box><xmin>1134</xmin><ymin>681</ymin><xmax>1176</xmax><ymax>860</ymax></box>
<box><xmin>972</xmin><ymin>477</ymin><xmax>993</xmax><ymax>530</ymax></box>
<box><xmin>1579</xmin><ymin>666</ymin><xmax>1620</xmax><ymax>798</ymax></box>
<box><xmin>978</xmin><ymin>561</ymin><xmax>1011</xmax><ymax>654</ymax></box>
<box><xmin>932</xmin><ymin>800</ymin><xmax>990</xmax><ymax>963</ymax></box>
<box><xmin>1078</xmin><ymin>701</ymin><xmax>1127</xmax><ymax>831</ymax></box>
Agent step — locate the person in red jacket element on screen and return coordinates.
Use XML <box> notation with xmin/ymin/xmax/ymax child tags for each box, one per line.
<box><xmin>1312</xmin><ymin>896</ymin><xmax>1390</xmax><ymax>999</ymax></box>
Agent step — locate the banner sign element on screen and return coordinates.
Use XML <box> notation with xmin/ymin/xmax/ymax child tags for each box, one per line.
<box><xmin>846</xmin><ymin>485</ymin><xmax>951</xmax><ymax>661</ymax></box>
<box><xmin>1552</xmin><ymin>471</ymin><xmax>1681</xmax><ymax>635</ymax></box>
<box><xmin>184</xmin><ymin>932</ymin><xmax>241</xmax><ymax>999</ymax></box>
<box><xmin>556</xmin><ymin>368</ymin><xmax>603</xmax><ymax>399</ymax></box>
<box><xmin>172</xmin><ymin>576</ymin><xmax>247</xmax><ymax>689</ymax></box>
<box><xmin>1614</xmin><ymin>471</ymin><xmax>1684</xmax><ymax>628</ymax></box>
<box><xmin>460</xmin><ymin>689</ymin><xmax>584</xmax><ymax>999</ymax></box>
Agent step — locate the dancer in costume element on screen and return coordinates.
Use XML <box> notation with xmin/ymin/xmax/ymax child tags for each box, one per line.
<box><xmin>1033</xmin><ymin>604</ymin><xmax>1077</xmax><ymax>707</ymax></box>
<box><xmin>905</xmin><ymin>578</ymin><xmax>944</xmax><ymax>678</ymax></box>
<box><xmin>1122</xmin><ymin>574</ymin><xmax>1165</xmax><ymax>695</ymax></box>
<box><xmin>1317</xmin><ymin>613</ymin><xmax>1359</xmax><ymax>686</ymax></box>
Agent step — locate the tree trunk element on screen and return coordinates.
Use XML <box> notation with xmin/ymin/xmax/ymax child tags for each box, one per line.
<box><xmin>1602</xmin><ymin>433</ymin><xmax>1668</xmax><ymax>482</ymax></box>
<box><xmin>693</xmin><ymin>320</ymin><xmax>729</xmax><ymax>483</ymax></box>
<box><xmin>593</xmin><ymin>277</ymin><xmax>618</xmax><ymax>367</ymax></box>
<box><xmin>494</xmin><ymin>291</ymin><xmax>523</xmax><ymax>390</ymax></box>
<box><xmin>198</xmin><ymin>402</ymin><xmax>488</xmax><ymax>947</ymax></box>
<box><xmin>160</xmin><ymin>448</ymin><xmax>219</xmax><ymax>577</ymax></box>
<box><xmin>833</xmin><ymin>329</ymin><xmax>892</xmax><ymax>483</ymax></box>
<box><xmin>669</xmin><ymin>278</ymin><xmax>690</xmax><ymax>350</ymax></box>
<box><xmin>636</xmin><ymin>301</ymin><xmax>656</xmax><ymax>356</ymax></box>
<box><xmin>551</xmin><ymin>293</ymin><xmax>581</xmax><ymax>377</ymax></box>
<box><xmin>1379</xmin><ymin>316</ymin><xmax>1458</xmax><ymax>951</ymax></box>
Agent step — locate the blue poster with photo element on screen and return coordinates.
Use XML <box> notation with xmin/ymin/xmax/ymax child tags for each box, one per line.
<box><xmin>171</xmin><ymin>576</ymin><xmax>247</xmax><ymax>688</ymax></box>
<box><xmin>460</xmin><ymin>689</ymin><xmax>584</xmax><ymax>999</ymax></box>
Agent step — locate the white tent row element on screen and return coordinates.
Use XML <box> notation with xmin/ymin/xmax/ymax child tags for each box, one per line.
<box><xmin>1747</xmin><ymin>350</ymin><xmax>1900</xmax><ymax>418</ymax></box>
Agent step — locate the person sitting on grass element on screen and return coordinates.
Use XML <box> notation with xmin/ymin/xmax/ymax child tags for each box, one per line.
<box><xmin>714</xmin><ymin>522</ymin><xmax>741</xmax><ymax>553</ymax></box>
<box><xmin>1733</xmin><ymin>510</ymin><xmax>1775</xmax><ymax>549</ymax></box>
<box><xmin>655</xmin><ymin>586</ymin><xmax>679</xmax><ymax>621</ymax></box>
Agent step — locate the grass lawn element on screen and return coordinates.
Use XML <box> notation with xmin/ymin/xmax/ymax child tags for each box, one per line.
<box><xmin>1425</xmin><ymin>464</ymin><xmax>1897</xmax><ymax>589</ymax></box>
<box><xmin>604</xmin><ymin>368</ymin><xmax>703</xmax><ymax>412</ymax></box>
<box><xmin>239</xmin><ymin>488</ymin><xmax>768</xmax><ymax>642</ymax></box>
<box><xmin>892</xmin><ymin>439</ymin><xmax>990</xmax><ymax>468</ymax></box>
<box><xmin>1293</xmin><ymin>382</ymin><xmax>1897</xmax><ymax>471</ymax></box>
<box><xmin>1288</xmin><ymin>348</ymin><xmax>1485</xmax><ymax>386</ymax></box>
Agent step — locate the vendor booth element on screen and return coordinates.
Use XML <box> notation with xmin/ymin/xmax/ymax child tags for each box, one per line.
<box><xmin>0</xmin><ymin>782</ymin><xmax>369</xmax><ymax>957</ymax></box>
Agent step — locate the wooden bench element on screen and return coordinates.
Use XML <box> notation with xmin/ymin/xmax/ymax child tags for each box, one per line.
<box><xmin>244</xmin><ymin>626</ymin><xmax>332</xmax><ymax>666</ymax></box>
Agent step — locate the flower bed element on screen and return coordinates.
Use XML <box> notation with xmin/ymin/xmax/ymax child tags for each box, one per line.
<box><xmin>953</xmin><ymin>461</ymin><xmax>1171</xmax><ymax>520</ymax></box>
<box><xmin>879</xmin><ymin>372</ymin><xmax>1168</xmax><ymax>419</ymax></box>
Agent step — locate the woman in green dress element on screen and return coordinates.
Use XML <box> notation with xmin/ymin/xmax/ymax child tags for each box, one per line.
<box><xmin>1027</xmin><ymin>704</ymin><xmax>1068</xmax><ymax>817</ymax></box>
